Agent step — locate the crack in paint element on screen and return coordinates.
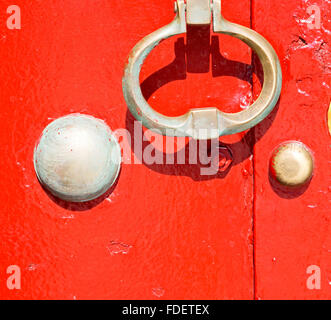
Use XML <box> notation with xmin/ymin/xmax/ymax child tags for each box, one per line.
<box><xmin>107</xmin><ymin>241</ymin><xmax>132</xmax><ymax>256</ymax></box>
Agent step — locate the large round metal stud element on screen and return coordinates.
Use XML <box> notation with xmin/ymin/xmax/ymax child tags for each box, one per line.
<box><xmin>269</xmin><ymin>141</ymin><xmax>314</xmax><ymax>187</ymax></box>
<box><xmin>34</xmin><ymin>114</ymin><xmax>121</xmax><ymax>202</ymax></box>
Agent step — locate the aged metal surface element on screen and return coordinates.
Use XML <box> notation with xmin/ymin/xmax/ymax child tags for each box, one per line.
<box><xmin>186</xmin><ymin>0</ymin><xmax>211</xmax><ymax>25</ymax></box>
<box><xmin>123</xmin><ymin>0</ymin><xmax>282</xmax><ymax>139</ymax></box>
<box><xmin>269</xmin><ymin>141</ymin><xmax>314</xmax><ymax>187</ymax></box>
<box><xmin>34</xmin><ymin>114</ymin><xmax>121</xmax><ymax>202</ymax></box>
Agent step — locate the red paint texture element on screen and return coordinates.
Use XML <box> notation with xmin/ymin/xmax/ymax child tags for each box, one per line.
<box><xmin>0</xmin><ymin>1</ymin><xmax>253</xmax><ymax>299</ymax></box>
<box><xmin>0</xmin><ymin>0</ymin><xmax>329</xmax><ymax>300</ymax></box>
<box><xmin>253</xmin><ymin>0</ymin><xmax>331</xmax><ymax>299</ymax></box>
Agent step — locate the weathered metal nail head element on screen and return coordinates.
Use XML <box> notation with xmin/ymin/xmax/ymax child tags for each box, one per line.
<box><xmin>34</xmin><ymin>114</ymin><xmax>121</xmax><ymax>202</ymax></box>
<box><xmin>269</xmin><ymin>141</ymin><xmax>314</xmax><ymax>187</ymax></box>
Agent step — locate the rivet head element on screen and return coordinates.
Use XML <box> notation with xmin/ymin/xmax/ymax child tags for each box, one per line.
<box><xmin>34</xmin><ymin>114</ymin><xmax>121</xmax><ymax>202</ymax></box>
<box><xmin>269</xmin><ymin>141</ymin><xmax>314</xmax><ymax>187</ymax></box>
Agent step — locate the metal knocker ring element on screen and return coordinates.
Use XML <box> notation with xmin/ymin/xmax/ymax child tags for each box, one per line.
<box><xmin>123</xmin><ymin>0</ymin><xmax>282</xmax><ymax>140</ymax></box>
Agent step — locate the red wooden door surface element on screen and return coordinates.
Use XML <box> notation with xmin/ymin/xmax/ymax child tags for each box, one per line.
<box><xmin>0</xmin><ymin>0</ymin><xmax>329</xmax><ymax>300</ymax></box>
<box><xmin>253</xmin><ymin>0</ymin><xmax>331</xmax><ymax>299</ymax></box>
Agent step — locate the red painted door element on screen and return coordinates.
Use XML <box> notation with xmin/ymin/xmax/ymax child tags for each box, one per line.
<box><xmin>0</xmin><ymin>0</ymin><xmax>254</xmax><ymax>300</ymax></box>
<box><xmin>253</xmin><ymin>0</ymin><xmax>331</xmax><ymax>299</ymax></box>
<box><xmin>0</xmin><ymin>0</ymin><xmax>329</xmax><ymax>300</ymax></box>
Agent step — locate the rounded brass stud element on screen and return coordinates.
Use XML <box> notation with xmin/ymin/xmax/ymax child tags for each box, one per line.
<box><xmin>269</xmin><ymin>141</ymin><xmax>314</xmax><ymax>187</ymax></box>
<box><xmin>34</xmin><ymin>114</ymin><xmax>121</xmax><ymax>202</ymax></box>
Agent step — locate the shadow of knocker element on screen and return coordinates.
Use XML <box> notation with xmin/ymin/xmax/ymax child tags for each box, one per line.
<box><xmin>125</xmin><ymin>26</ymin><xmax>280</xmax><ymax>181</ymax></box>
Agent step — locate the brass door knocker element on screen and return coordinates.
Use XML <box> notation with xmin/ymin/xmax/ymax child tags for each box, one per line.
<box><xmin>123</xmin><ymin>0</ymin><xmax>282</xmax><ymax>139</ymax></box>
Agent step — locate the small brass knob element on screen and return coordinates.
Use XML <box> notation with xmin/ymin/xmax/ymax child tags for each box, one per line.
<box><xmin>269</xmin><ymin>141</ymin><xmax>314</xmax><ymax>187</ymax></box>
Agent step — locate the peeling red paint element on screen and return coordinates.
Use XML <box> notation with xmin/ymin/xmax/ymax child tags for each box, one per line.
<box><xmin>253</xmin><ymin>0</ymin><xmax>331</xmax><ymax>299</ymax></box>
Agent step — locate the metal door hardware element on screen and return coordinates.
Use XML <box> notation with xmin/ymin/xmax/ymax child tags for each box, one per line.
<box><xmin>269</xmin><ymin>141</ymin><xmax>314</xmax><ymax>187</ymax></box>
<box><xmin>123</xmin><ymin>0</ymin><xmax>282</xmax><ymax>140</ymax></box>
<box><xmin>34</xmin><ymin>114</ymin><xmax>121</xmax><ymax>202</ymax></box>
